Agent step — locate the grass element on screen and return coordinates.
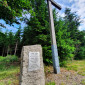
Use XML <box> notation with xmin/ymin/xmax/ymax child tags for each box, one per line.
<box><xmin>0</xmin><ymin>56</ymin><xmax>20</xmax><ymax>85</ymax></box>
<box><xmin>65</xmin><ymin>60</ymin><xmax>85</xmax><ymax>76</ymax></box>
<box><xmin>81</xmin><ymin>79</ymin><xmax>85</xmax><ymax>85</ymax></box>
<box><xmin>0</xmin><ymin>56</ymin><xmax>85</xmax><ymax>85</ymax></box>
<box><xmin>46</xmin><ymin>82</ymin><xmax>55</xmax><ymax>85</ymax></box>
<box><xmin>60</xmin><ymin>82</ymin><xmax>66</xmax><ymax>85</ymax></box>
<box><xmin>0</xmin><ymin>64</ymin><xmax>20</xmax><ymax>85</ymax></box>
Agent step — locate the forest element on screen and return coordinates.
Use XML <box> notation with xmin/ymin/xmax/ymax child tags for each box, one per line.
<box><xmin>0</xmin><ymin>0</ymin><xmax>85</xmax><ymax>65</ymax></box>
<box><xmin>0</xmin><ymin>0</ymin><xmax>85</xmax><ymax>84</ymax></box>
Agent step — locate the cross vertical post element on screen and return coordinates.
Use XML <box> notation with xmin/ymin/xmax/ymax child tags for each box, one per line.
<box><xmin>47</xmin><ymin>0</ymin><xmax>61</xmax><ymax>74</ymax></box>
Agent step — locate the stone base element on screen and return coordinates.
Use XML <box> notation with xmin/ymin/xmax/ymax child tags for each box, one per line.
<box><xmin>20</xmin><ymin>45</ymin><xmax>45</xmax><ymax>85</ymax></box>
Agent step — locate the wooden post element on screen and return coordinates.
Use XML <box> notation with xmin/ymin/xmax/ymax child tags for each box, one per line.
<box><xmin>47</xmin><ymin>0</ymin><xmax>61</xmax><ymax>74</ymax></box>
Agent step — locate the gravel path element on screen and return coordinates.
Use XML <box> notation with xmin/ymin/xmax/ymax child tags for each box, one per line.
<box><xmin>45</xmin><ymin>66</ymin><xmax>85</xmax><ymax>85</ymax></box>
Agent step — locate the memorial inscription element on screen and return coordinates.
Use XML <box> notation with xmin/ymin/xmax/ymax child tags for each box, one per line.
<box><xmin>28</xmin><ymin>52</ymin><xmax>40</xmax><ymax>71</ymax></box>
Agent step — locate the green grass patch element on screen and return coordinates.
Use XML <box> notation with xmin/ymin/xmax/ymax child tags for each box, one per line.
<box><xmin>60</xmin><ymin>82</ymin><xmax>66</xmax><ymax>85</ymax></box>
<box><xmin>81</xmin><ymin>79</ymin><xmax>85</xmax><ymax>85</ymax></box>
<box><xmin>0</xmin><ymin>66</ymin><xmax>20</xmax><ymax>80</ymax></box>
<box><xmin>0</xmin><ymin>79</ymin><xmax>19</xmax><ymax>85</ymax></box>
<box><xmin>65</xmin><ymin>60</ymin><xmax>85</xmax><ymax>76</ymax></box>
<box><xmin>0</xmin><ymin>55</ymin><xmax>20</xmax><ymax>85</ymax></box>
<box><xmin>0</xmin><ymin>55</ymin><xmax>18</xmax><ymax>63</ymax></box>
<box><xmin>46</xmin><ymin>82</ymin><xmax>55</xmax><ymax>85</ymax></box>
<box><xmin>0</xmin><ymin>65</ymin><xmax>20</xmax><ymax>85</ymax></box>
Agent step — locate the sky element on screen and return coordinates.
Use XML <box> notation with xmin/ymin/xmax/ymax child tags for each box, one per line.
<box><xmin>0</xmin><ymin>0</ymin><xmax>85</xmax><ymax>33</ymax></box>
<box><xmin>55</xmin><ymin>0</ymin><xmax>85</xmax><ymax>31</ymax></box>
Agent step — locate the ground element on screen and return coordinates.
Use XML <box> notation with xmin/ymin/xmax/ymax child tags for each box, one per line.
<box><xmin>45</xmin><ymin>67</ymin><xmax>85</xmax><ymax>85</ymax></box>
<box><xmin>0</xmin><ymin>60</ymin><xmax>85</xmax><ymax>85</ymax></box>
<box><xmin>45</xmin><ymin>60</ymin><xmax>85</xmax><ymax>85</ymax></box>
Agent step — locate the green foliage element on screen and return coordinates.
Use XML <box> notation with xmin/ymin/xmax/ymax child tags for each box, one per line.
<box><xmin>6</xmin><ymin>55</ymin><xmax>18</xmax><ymax>62</ymax></box>
<box><xmin>75</xmin><ymin>31</ymin><xmax>85</xmax><ymax>59</ymax></box>
<box><xmin>22</xmin><ymin>0</ymin><xmax>51</xmax><ymax>64</ymax></box>
<box><xmin>22</xmin><ymin>3</ymin><xmax>79</xmax><ymax>65</ymax></box>
<box><xmin>0</xmin><ymin>0</ymin><xmax>32</xmax><ymax>24</ymax></box>
<box><xmin>60</xmin><ymin>61</ymin><xmax>67</xmax><ymax>67</ymax></box>
<box><xmin>0</xmin><ymin>56</ymin><xmax>6</xmax><ymax>62</ymax></box>
<box><xmin>53</xmin><ymin>9</ymin><xmax>76</xmax><ymax>65</ymax></box>
<box><xmin>76</xmin><ymin>47</ymin><xmax>85</xmax><ymax>59</ymax></box>
<box><xmin>46</xmin><ymin>82</ymin><xmax>55</xmax><ymax>85</ymax></box>
<box><xmin>0</xmin><ymin>55</ymin><xmax>18</xmax><ymax>63</ymax></box>
<box><xmin>0</xmin><ymin>32</ymin><xmax>7</xmax><ymax>55</ymax></box>
<box><xmin>21</xmin><ymin>3</ymin><xmax>83</xmax><ymax>65</ymax></box>
<box><xmin>57</xmin><ymin>20</ymin><xmax>75</xmax><ymax>60</ymax></box>
<box><xmin>43</xmin><ymin>46</ymin><xmax>52</xmax><ymax>64</ymax></box>
<box><xmin>64</xmin><ymin>8</ymin><xmax>85</xmax><ymax>61</ymax></box>
<box><xmin>0</xmin><ymin>0</ymin><xmax>84</xmax><ymax>66</ymax></box>
<box><xmin>0</xmin><ymin>29</ymin><xmax>22</xmax><ymax>56</ymax></box>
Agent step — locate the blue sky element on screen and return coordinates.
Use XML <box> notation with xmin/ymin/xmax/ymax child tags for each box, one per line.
<box><xmin>0</xmin><ymin>19</ymin><xmax>19</xmax><ymax>33</ymax></box>
<box><xmin>55</xmin><ymin>0</ymin><xmax>85</xmax><ymax>31</ymax></box>
<box><xmin>0</xmin><ymin>19</ymin><xmax>27</xmax><ymax>33</ymax></box>
<box><xmin>0</xmin><ymin>0</ymin><xmax>85</xmax><ymax>33</ymax></box>
<box><xmin>0</xmin><ymin>10</ymin><xmax>29</xmax><ymax>33</ymax></box>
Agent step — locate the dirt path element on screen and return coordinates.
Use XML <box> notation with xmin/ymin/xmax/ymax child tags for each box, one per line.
<box><xmin>45</xmin><ymin>66</ymin><xmax>85</xmax><ymax>85</ymax></box>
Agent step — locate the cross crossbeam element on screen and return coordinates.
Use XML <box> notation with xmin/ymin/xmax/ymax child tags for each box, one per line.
<box><xmin>50</xmin><ymin>0</ymin><xmax>61</xmax><ymax>10</ymax></box>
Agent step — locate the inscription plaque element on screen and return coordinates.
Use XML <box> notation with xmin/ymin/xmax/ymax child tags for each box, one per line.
<box><xmin>28</xmin><ymin>52</ymin><xmax>40</xmax><ymax>71</ymax></box>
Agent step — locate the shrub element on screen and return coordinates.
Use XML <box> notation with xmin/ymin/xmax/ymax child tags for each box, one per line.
<box><xmin>0</xmin><ymin>56</ymin><xmax>6</xmax><ymax>62</ymax></box>
<box><xmin>6</xmin><ymin>55</ymin><xmax>18</xmax><ymax>63</ymax></box>
<box><xmin>0</xmin><ymin>55</ymin><xmax>18</xmax><ymax>63</ymax></box>
<box><xmin>60</xmin><ymin>61</ymin><xmax>67</xmax><ymax>67</ymax></box>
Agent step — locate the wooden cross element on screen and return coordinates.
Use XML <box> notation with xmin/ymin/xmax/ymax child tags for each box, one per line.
<box><xmin>47</xmin><ymin>0</ymin><xmax>61</xmax><ymax>74</ymax></box>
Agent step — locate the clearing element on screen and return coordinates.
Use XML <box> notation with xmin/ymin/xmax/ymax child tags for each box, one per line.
<box><xmin>0</xmin><ymin>60</ymin><xmax>85</xmax><ymax>85</ymax></box>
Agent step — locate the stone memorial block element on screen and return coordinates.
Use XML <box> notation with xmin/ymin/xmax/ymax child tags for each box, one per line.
<box><xmin>20</xmin><ymin>45</ymin><xmax>45</xmax><ymax>85</ymax></box>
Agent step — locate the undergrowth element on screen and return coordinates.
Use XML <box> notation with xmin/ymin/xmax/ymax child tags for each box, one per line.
<box><xmin>65</xmin><ymin>60</ymin><xmax>85</xmax><ymax>76</ymax></box>
<box><xmin>0</xmin><ymin>55</ymin><xmax>20</xmax><ymax>85</ymax></box>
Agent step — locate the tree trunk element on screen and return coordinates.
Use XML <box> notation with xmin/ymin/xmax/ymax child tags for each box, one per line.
<box><xmin>2</xmin><ymin>47</ymin><xmax>4</xmax><ymax>56</ymax></box>
<box><xmin>7</xmin><ymin>46</ymin><xmax>9</xmax><ymax>56</ymax></box>
<box><xmin>14</xmin><ymin>41</ymin><xmax>18</xmax><ymax>55</ymax></box>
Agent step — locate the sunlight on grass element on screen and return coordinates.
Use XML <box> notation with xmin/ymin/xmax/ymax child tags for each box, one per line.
<box><xmin>65</xmin><ymin>60</ymin><xmax>85</xmax><ymax>76</ymax></box>
<box><xmin>0</xmin><ymin>60</ymin><xmax>85</xmax><ymax>85</ymax></box>
<box><xmin>46</xmin><ymin>82</ymin><xmax>55</xmax><ymax>85</ymax></box>
<box><xmin>60</xmin><ymin>82</ymin><xmax>66</xmax><ymax>85</ymax></box>
<box><xmin>0</xmin><ymin>79</ymin><xmax>19</xmax><ymax>85</ymax></box>
<box><xmin>0</xmin><ymin>65</ymin><xmax>20</xmax><ymax>85</ymax></box>
<box><xmin>0</xmin><ymin>66</ymin><xmax>20</xmax><ymax>80</ymax></box>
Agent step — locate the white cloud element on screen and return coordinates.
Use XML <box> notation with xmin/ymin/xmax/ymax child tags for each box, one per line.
<box><xmin>55</xmin><ymin>0</ymin><xmax>85</xmax><ymax>31</ymax></box>
<box><xmin>61</xmin><ymin>13</ymin><xmax>65</xmax><ymax>17</ymax></box>
<box><xmin>78</xmin><ymin>24</ymin><xmax>85</xmax><ymax>31</ymax></box>
<box><xmin>69</xmin><ymin>0</ymin><xmax>85</xmax><ymax>31</ymax></box>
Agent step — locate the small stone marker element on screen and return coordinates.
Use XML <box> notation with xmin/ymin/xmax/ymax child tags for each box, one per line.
<box><xmin>20</xmin><ymin>45</ymin><xmax>45</xmax><ymax>85</ymax></box>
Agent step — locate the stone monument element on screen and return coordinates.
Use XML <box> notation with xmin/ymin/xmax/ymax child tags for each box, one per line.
<box><xmin>20</xmin><ymin>45</ymin><xmax>45</xmax><ymax>85</ymax></box>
